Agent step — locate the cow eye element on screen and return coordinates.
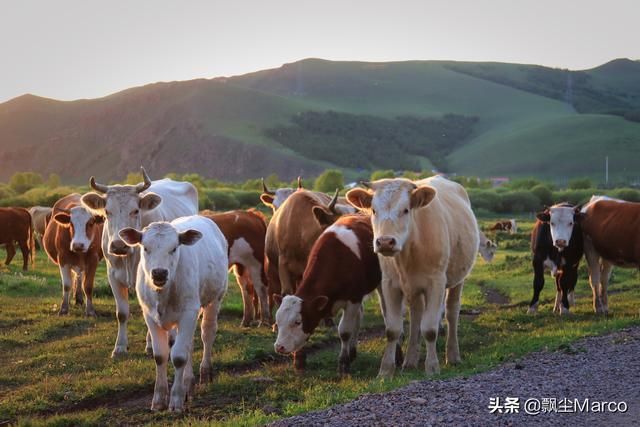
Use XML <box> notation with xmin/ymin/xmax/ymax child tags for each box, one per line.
<box><xmin>569</xmin><ymin>222</ymin><xmax>573</xmax><ymax>226</ymax></box>
<box><xmin>372</xmin><ymin>209</ymin><xmax>376</xmax><ymax>215</ymax></box>
<box><xmin>551</xmin><ymin>222</ymin><xmax>555</xmax><ymax>226</ymax></box>
<box><xmin>131</xmin><ymin>209</ymin><xmax>139</xmax><ymax>216</ymax></box>
<box><xmin>170</xmin><ymin>247</ymin><xmax>177</xmax><ymax>254</ymax></box>
<box><xmin>294</xmin><ymin>320</ymin><xmax>302</xmax><ymax>326</ymax></box>
<box><xmin>403</xmin><ymin>208</ymin><xmax>409</xmax><ymax>215</ymax></box>
<box><xmin>144</xmin><ymin>247</ymin><xmax>148</xmax><ymax>253</ymax></box>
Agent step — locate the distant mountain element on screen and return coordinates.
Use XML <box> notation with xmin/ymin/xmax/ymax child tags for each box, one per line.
<box><xmin>1</xmin><ymin>58</ymin><xmax>639</xmax><ymax>183</ymax></box>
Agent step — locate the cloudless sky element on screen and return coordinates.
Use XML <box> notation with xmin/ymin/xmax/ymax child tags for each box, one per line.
<box><xmin>1</xmin><ymin>0</ymin><xmax>638</xmax><ymax>102</ymax></box>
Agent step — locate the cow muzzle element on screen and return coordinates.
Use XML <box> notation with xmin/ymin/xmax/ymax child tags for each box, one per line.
<box><xmin>274</xmin><ymin>343</ymin><xmax>290</xmax><ymax>355</ymax></box>
<box><xmin>555</xmin><ymin>239</ymin><xmax>567</xmax><ymax>250</ymax></box>
<box><xmin>375</xmin><ymin>236</ymin><xmax>398</xmax><ymax>256</ymax></box>
<box><xmin>151</xmin><ymin>268</ymin><xmax>169</xmax><ymax>287</ymax></box>
<box><xmin>109</xmin><ymin>240</ymin><xmax>130</xmax><ymax>256</ymax></box>
<box><xmin>71</xmin><ymin>242</ymin><xmax>88</xmax><ymax>253</ymax></box>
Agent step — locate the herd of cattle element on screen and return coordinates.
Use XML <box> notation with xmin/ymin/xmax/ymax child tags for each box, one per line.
<box><xmin>0</xmin><ymin>170</ymin><xmax>638</xmax><ymax>412</ymax></box>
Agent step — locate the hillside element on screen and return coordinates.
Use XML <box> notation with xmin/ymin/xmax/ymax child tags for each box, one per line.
<box><xmin>0</xmin><ymin>58</ymin><xmax>639</xmax><ymax>183</ymax></box>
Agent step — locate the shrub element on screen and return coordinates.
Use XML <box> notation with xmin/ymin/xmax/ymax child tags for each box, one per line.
<box><xmin>568</xmin><ymin>178</ymin><xmax>593</xmax><ymax>190</ymax></box>
<box><xmin>203</xmin><ymin>190</ymin><xmax>240</xmax><ymax>211</ymax></box>
<box><xmin>371</xmin><ymin>170</ymin><xmax>395</xmax><ymax>180</ymax></box>
<box><xmin>531</xmin><ymin>184</ymin><xmax>553</xmax><ymax>207</ymax></box>
<box><xmin>499</xmin><ymin>191</ymin><xmax>539</xmax><ymax>213</ymax></box>
<box><xmin>468</xmin><ymin>189</ymin><xmax>501</xmax><ymax>212</ymax></box>
<box><xmin>314</xmin><ymin>169</ymin><xmax>344</xmax><ymax>192</ymax></box>
<box><xmin>9</xmin><ymin>172</ymin><xmax>44</xmax><ymax>194</ymax></box>
<box><xmin>612</xmin><ymin>188</ymin><xmax>640</xmax><ymax>202</ymax></box>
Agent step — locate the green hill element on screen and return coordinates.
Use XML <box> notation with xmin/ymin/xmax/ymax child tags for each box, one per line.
<box><xmin>0</xmin><ymin>58</ymin><xmax>639</xmax><ymax>183</ymax></box>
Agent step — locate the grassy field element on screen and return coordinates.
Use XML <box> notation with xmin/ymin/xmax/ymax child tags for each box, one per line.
<box><xmin>1</xmin><ymin>218</ymin><xmax>639</xmax><ymax>426</ymax></box>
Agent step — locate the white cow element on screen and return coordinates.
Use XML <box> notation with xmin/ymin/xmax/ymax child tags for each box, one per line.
<box><xmin>81</xmin><ymin>169</ymin><xmax>198</xmax><ymax>357</ymax></box>
<box><xmin>347</xmin><ymin>175</ymin><xmax>478</xmax><ymax>377</ymax></box>
<box><xmin>119</xmin><ymin>215</ymin><xmax>228</xmax><ymax>412</ymax></box>
<box><xmin>478</xmin><ymin>231</ymin><xmax>497</xmax><ymax>262</ymax></box>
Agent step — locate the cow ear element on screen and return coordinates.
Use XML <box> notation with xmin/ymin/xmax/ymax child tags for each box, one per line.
<box><xmin>346</xmin><ymin>188</ymin><xmax>373</xmax><ymax>209</ymax></box>
<box><xmin>312</xmin><ymin>206</ymin><xmax>337</xmax><ymax>227</ymax></box>
<box><xmin>410</xmin><ymin>186</ymin><xmax>436</xmax><ymax>209</ymax></box>
<box><xmin>536</xmin><ymin>211</ymin><xmax>550</xmax><ymax>222</ymax></box>
<box><xmin>81</xmin><ymin>193</ymin><xmax>106</xmax><ymax>211</ymax></box>
<box><xmin>574</xmin><ymin>210</ymin><xmax>585</xmax><ymax>223</ymax></box>
<box><xmin>273</xmin><ymin>294</ymin><xmax>283</xmax><ymax>308</ymax></box>
<box><xmin>178</xmin><ymin>229</ymin><xmax>202</xmax><ymax>246</ymax></box>
<box><xmin>260</xmin><ymin>193</ymin><xmax>275</xmax><ymax>208</ymax></box>
<box><xmin>53</xmin><ymin>213</ymin><xmax>71</xmax><ymax>226</ymax></box>
<box><xmin>139</xmin><ymin>192</ymin><xmax>162</xmax><ymax>211</ymax></box>
<box><xmin>312</xmin><ymin>295</ymin><xmax>329</xmax><ymax>312</ymax></box>
<box><xmin>119</xmin><ymin>228</ymin><xmax>143</xmax><ymax>246</ymax></box>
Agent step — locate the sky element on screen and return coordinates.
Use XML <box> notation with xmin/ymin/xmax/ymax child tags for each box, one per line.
<box><xmin>1</xmin><ymin>0</ymin><xmax>638</xmax><ymax>103</ymax></box>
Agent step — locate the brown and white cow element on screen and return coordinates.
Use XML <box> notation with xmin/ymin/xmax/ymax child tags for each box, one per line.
<box><xmin>43</xmin><ymin>194</ymin><xmax>104</xmax><ymax>316</ymax></box>
<box><xmin>0</xmin><ymin>207</ymin><xmax>35</xmax><ymax>270</ymax></box>
<box><xmin>490</xmin><ymin>219</ymin><xmax>517</xmax><ymax>234</ymax></box>
<box><xmin>578</xmin><ymin>197</ymin><xmax>639</xmax><ymax>314</ymax></box>
<box><xmin>273</xmin><ymin>214</ymin><xmax>383</xmax><ymax>374</ymax></box>
<box><xmin>201</xmin><ymin>209</ymin><xmax>270</xmax><ymax>326</ymax></box>
<box><xmin>29</xmin><ymin>206</ymin><xmax>52</xmax><ymax>250</ymax></box>
<box><xmin>347</xmin><ymin>175</ymin><xmax>478</xmax><ymax>377</ymax></box>
<box><xmin>81</xmin><ymin>168</ymin><xmax>199</xmax><ymax>357</ymax></box>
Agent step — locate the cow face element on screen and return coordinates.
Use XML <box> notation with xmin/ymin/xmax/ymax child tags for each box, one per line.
<box><xmin>119</xmin><ymin>223</ymin><xmax>202</xmax><ymax>290</ymax></box>
<box><xmin>478</xmin><ymin>239</ymin><xmax>497</xmax><ymax>262</ymax></box>
<box><xmin>82</xmin><ymin>187</ymin><xmax>161</xmax><ymax>256</ymax></box>
<box><xmin>537</xmin><ymin>205</ymin><xmax>576</xmax><ymax>251</ymax></box>
<box><xmin>54</xmin><ymin>207</ymin><xmax>103</xmax><ymax>253</ymax></box>
<box><xmin>273</xmin><ymin>294</ymin><xmax>328</xmax><ymax>354</ymax></box>
<box><xmin>347</xmin><ymin>179</ymin><xmax>436</xmax><ymax>256</ymax></box>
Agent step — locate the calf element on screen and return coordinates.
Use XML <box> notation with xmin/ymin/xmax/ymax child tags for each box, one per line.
<box><xmin>528</xmin><ymin>203</ymin><xmax>583</xmax><ymax>315</ymax></box>
<box><xmin>119</xmin><ymin>215</ymin><xmax>228</xmax><ymax>412</ymax></box>
<box><xmin>274</xmin><ymin>215</ymin><xmax>382</xmax><ymax>374</ymax></box>
<box><xmin>29</xmin><ymin>206</ymin><xmax>52</xmax><ymax>250</ymax></box>
<box><xmin>43</xmin><ymin>194</ymin><xmax>104</xmax><ymax>316</ymax></box>
<box><xmin>347</xmin><ymin>175</ymin><xmax>478</xmax><ymax>377</ymax></box>
<box><xmin>0</xmin><ymin>207</ymin><xmax>35</xmax><ymax>270</ymax></box>
<box><xmin>201</xmin><ymin>209</ymin><xmax>270</xmax><ymax>326</ymax></box>
<box><xmin>478</xmin><ymin>231</ymin><xmax>497</xmax><ymax>262</ymax></box>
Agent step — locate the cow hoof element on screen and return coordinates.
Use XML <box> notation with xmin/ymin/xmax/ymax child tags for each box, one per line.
<box><xmin>526</xmin><ymin>306</ymin><xmax>537</xmax><ymax>315</ymax></box>
<box><xmin>199</xmin><ymin>366</ymin><xmax>213</xmax><ymax>384</ymax></box>
<box><xmin>145</xmin><ymin>346</ymin><xmax>153</xmax><ymax>357</ymax></box>
<box><xmin>377</xmin><ymin>366</ymin><xmax>395</xmax><ymax>379</ymax></box>
<box><xmin>151</xmin><ymin>396</ymin><xmax>168</xmax><ymax>412</ymax></box>
<box><xmin>58</xmin><ymin>309</ymin><xmax>69</xmax><ymax>316</ymax></box>
<box><xmin>425</xmin><ymin>362</ymin><xmax>441</xmax><ymax>376</ymax></box>
<box><xmin>240</xmin><ymin>319</ymin><xmax>252</xmax><ymax>328</ymax></box>
<box><xmin>395</xmin><ymin>343</ymin><xmax>404</xmax><ymax>367</ymax></box>
<box><xmin>446</xmin><ymin>356</ymin><xmax>462</xmax><ymax>366</ymax></box>
<box><xmin>338</xmin><ymin>362</ymin><xmax>350</xmax><ymax>376</ymax></box>
<box><xmin>85</xmin><ymin>310</ymin><xmax>97</xmax><ymax>318</ymax></box>
<box><xmin>111</xmin><ymin>347</ymin><xmax>128</xmax><ymax>358</ymax></box>
<box><xmin>168</xmin><ymin>403</ymin><xmax>183</xmax><ymax>413</ymax></box>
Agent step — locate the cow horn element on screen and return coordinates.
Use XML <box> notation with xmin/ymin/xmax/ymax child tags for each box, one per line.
<box><xmin>135</xmin><ymin>167</ymin><xmax>152</xmax><ymax>193</ymax></box>
<box><xmin>90</xmin><ymin>176</ymin><xmax>109</xmax><ymax>194</ymax></box>
<box><xmin>328</xmin><ymin>188</ymin><xmax>339</xmax><ymax>212</ymax></box>
<box><xmin>261</xmin><ymin>178</ymin><xmax>275</xmax><ymax>195</ymax></box>
<box><xmin>297</xmin><ymin>176</ymin><xmax>303</xmax><ymax>190</ymax></box>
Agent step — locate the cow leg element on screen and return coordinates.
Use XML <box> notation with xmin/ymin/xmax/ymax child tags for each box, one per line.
<box><xmin>83</xmin><ymin>259</ymin><xmax>98</xmax><ymax>317</ymax></box>
<box><xmin>583</xmin><ymin>239</ymin><xmax>602</xmax><ymax>313</ymax></box>
<box><xmin>338</xmin><ymin>302</ymin><xmax>361</xmax><ymax>375</ymax></box>
<box><xmin>278</xmin><ymin>256</ymin><xmax>295</xmax><ymax>296</ymax></box>
<box><xmin>169</xmin><ymin>311</ymin><xmax>198</xmax><ymax>413</ymax></box>
<box><xmin>528</xmin><ymin>258</ymin><xmax>545</xmax><ymax>314</ymax></box>
<box><xmin>421</xmin><ymin>278</ymin><xmax>446</xmax><ymax>375</ymax></box>
<box><xmin>73</xmin><ymin>269</ymin><xmax>84</xmax><ymax>306</ymax></box>
<box><xmin>111</xmin><ymin>277</ymin><xmax>130</xmax><ymax>357</ymax></box>
<box><xmin>200</xmin><ymin>298</ymin><xmax>221</xmax><ymax>384</ymax></box>
<box><xmin>376</xmin><ymin>286</ymin><xmax>404</xmax><ymax>366</ymax></box>
<box><xmin>403</xmin><ymin>293</ymin><xmax>424</xmax><ymax>370</ymax></box>
<box><xmin>599</xmin><ymin>261</ymin><xmax>613</xmax><ymax>315</ymax></box>
<box><xmin>445</xmin><ymin>283</ymin><xmax>463</xmax><ymax>366</ymax></box>
<box><xmin>58</xmin><ymin>264</ymin><xmax>73</xmax><ymax>315</ymax></box>
<box><xmin>5</xmin><ymin>242</ymin><xmax>15</xmax><ymax>266</ymax></box>
<box><xmin>553</xmin><ymin>277</ymin><xmax>562</xmax><ymax>314</ymax></box>
<box><xmin>559</xmin><ymin>269</ymin><xmax>577</xmax><ymax>315</ymax></box>
<box><xmin>233</xmin><ymin>265</ymin><xmax>254</xmax><ymax>327</ymax></box>
<box><xmin>250</xmin><ymin>265</ymin><xmax>271</xmax><ymax>327</ymax></box>
<box><xmin>18</xmin><ymin>240</ymin><xmax>29</xmax><ymax>271</ymax></box>
<box><xmin>378</xmin><ymin>278</ymin><xmax>404</xmax><ymax>379</ymax></box>
<box><xmin>146</xmin><ymin>315</ymin><xmax>169</xmax><ymax>411</ymax></box>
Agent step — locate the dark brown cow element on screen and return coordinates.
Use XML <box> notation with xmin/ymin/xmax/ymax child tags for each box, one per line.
<box><xmin>0</xmin><ymin>207</ymin><xmax>35</xmax><ymax>270</ymax></box>
<box><xmin>579</xmin><ymin>198</ymin><xmax>640</xmax><ymax>314</ymax></box>
<box><xmin>490</xmin><ymin>219</ymin><xmax>517</xmax><ymax>234</ymax></box>
<box><xmin>273</xmin><ymin>215</ymin><xmax>388</xmax><ymax>374</ymax></box>
<box><xmin>201</xmin><ymin>209</ymin><xmax>270</xmax><ymax>326</ymax></box>
<box><xmin>43</xmin><ymin>194</ymin><xmax>104</xmax><ymax>316</ymax></box>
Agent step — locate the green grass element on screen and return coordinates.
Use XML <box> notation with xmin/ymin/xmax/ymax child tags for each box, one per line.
<box><xmin>2</xmin><ymin>218</ymin><xmax>640</xmax><ymax>425</ymax></box>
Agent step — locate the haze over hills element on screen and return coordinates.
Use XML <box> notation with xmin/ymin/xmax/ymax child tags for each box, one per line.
<box><xmin>1</xmin><ymin>58</ymin><xmax>639</xmax><ymax>183</ymax></box>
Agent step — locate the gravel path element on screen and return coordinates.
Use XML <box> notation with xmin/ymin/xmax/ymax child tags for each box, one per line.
<box><xmin>272</xmin><ymin>327</ymin><xmax>640</xmax><ymax>426</ymax></box>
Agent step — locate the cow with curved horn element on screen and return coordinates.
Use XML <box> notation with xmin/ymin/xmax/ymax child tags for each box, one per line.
<box><xmin>260</xmin><ymin>177</ymin><xmax>304</xmax><ymax>212</ymax></box>
<box><xmin>81</xmin><ymin>168</ymin><xmax>198</xmax><ymax>357</ymax></box>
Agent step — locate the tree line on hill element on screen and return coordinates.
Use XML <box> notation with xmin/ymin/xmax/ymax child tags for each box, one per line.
<box><xmin>2</xmin><ymin>171</ymin><xmax>640</xmax><ymax>216</ymax></box>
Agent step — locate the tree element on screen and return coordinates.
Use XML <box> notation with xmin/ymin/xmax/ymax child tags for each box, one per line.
<box><xmin>9</xmin><ymin>172</ymin><xmax>43</xmax><ymax>194</ymax></box>
<box><xmin>371</xmin><ymin>170</ymin><xmax>395</xmax><ymax>181</ymax></box>
<box><xmin>568</xmin><ymin>178</ymin><xmax>593</xmax><ymax>190</ymax></box>
<box><xmin>314</xmin><ymin>169</ymin><xmax>344</xmax><ymax>193</ymax></box>
<box><xmin>46</xmin><ymin>173</ymin><xmax>61</xmax><ymax>189</ymax></box>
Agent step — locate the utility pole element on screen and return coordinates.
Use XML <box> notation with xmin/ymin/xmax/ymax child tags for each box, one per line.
<box><xmin>605</xmin><ymin>156</ymin><xmax>609</xmax><ymax>187</ymax></box>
